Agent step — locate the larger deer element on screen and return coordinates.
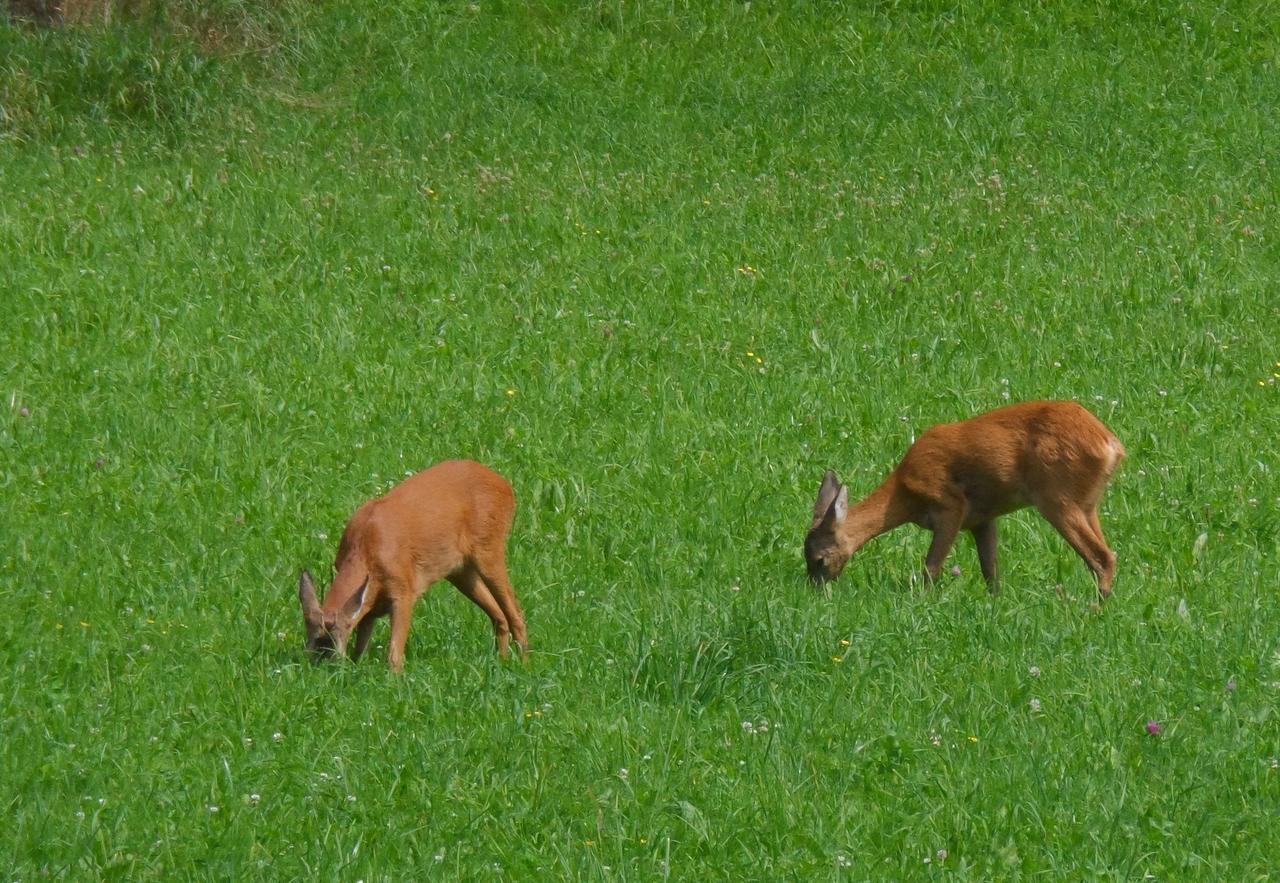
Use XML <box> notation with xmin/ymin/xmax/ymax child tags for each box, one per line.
<box><xmin>298</xmin><ymin>459</ymin><xmax>528</xmax><ymax>672</ymax></box>
<box><xmin>804</xmin><ymin>401</ymin><xmax>1125</xmax><ymax>599</ymax></box>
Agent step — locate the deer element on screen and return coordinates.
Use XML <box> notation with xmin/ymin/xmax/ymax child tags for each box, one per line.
<box><xmin>804</xmin><ymin>400</ymin><xmax>1125</xmax><ymax>600</ymax></box>
<box><xmin>297</xmin><ymin>459</ymin><xmax>528</xmax><ymax>673</ymax></box>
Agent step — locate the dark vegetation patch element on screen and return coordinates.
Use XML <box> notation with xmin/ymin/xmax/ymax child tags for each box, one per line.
<box><xmin>1</xmin><ymin>0</ymin><xmax>292</xmax><ymax>142</ymax></box>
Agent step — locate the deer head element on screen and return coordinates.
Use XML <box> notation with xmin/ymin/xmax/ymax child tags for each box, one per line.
<box><xmin>804</xmin><ymin>469</ymin><xmax>851</xmax><ymax>584</ymax></box>
<box><xmin>298</xmin><ymin>569</ymin><xmax>369</xmax><ymax>661</ymax></box>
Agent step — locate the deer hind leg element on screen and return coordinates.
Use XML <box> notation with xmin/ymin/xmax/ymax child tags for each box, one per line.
<box><xmin>1038</xmin><ymin>501</ymin><xmax>1117</xmax><ymax>601</ymax></box>
<box><xmin>475</xmin><ymin>556</ymin><xmax>528</xmax><ymax>659</ymax></box>
<box><xmin>1085</xmin><ymin>505</ymin><xmax>1117</xmax><ymax>599</ymax></box>
<box><xmin>1086</xmin><ymin>507</ymin><xmax>1110</xmax><ymax>548</ymax></box>
<box><xmin>972</xmin><ymin>520</ymin><xmax>1000</xmax><ymax>594</ymax></box>
<box><xmin>447</xmin><ymin>567</ymin><xmax>511</xmax><ymax>657</ymax></box>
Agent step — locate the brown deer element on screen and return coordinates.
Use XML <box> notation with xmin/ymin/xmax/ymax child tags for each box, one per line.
<box><xmin>805</xmin><ymin>401</ymin><xmax>1125</xmax><ymax>599</ymax></box>
<box><xmin>298</xmin><ymin>459</ymin><xmax>527</xmax><ymax>672</ymax></box>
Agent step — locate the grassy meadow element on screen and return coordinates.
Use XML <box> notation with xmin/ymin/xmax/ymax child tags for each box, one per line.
<box><xmin>2</xmin><ymin>1</ymin><xmax>1279</xmax><ymax>878</ymax></box>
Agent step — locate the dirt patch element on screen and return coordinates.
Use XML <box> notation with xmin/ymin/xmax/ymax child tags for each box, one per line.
<box><xmin>7</xmin><ymin>0</ymin><xmax>150</xmax><ymax>25</ymax></box>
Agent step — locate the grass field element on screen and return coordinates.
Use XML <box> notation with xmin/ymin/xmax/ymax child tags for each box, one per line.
<box><xmin>3</xmin><ymin>1</ymin><xmax>1279</xmax><ymax>878</ymax></box>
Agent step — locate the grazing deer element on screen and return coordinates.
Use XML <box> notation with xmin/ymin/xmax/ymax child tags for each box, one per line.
<box><xmin>298</xmin><ymin>459</ymin><xmax>527</xmax><ymax>672</ymax></box>
<box><xmin>805</xmin><ymin>401</ymin><xmax>1125</xmax><ymax>599</ymax></box>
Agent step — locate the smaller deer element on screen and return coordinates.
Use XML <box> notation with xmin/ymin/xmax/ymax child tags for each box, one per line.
<box><xmin>298</xmin><ymin>459</ymin><xmax>527</xmax><ymax>672</ymax></box>
<box><xmin>805</xmin><ymin>401</ymin><xmax>1125</xmax><ymax>599</ymax></box>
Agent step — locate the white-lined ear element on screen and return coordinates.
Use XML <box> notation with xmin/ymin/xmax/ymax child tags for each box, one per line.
<box><xmin>814</xmin><ymin>482</ymin><xmax>849</xmax><ymax>533</ymax></box>
<box><xmin>831</xmin><ymin>484</ymin><xmax>848</xmax><ymax>525</ymax></box>
<box><xmin>341</xmin><ymin>575</ymin><xmax>370</xmax><ymax>621</ymax></box>
<box><xmin>812</xmin><ymin>470</ymin><xmax>841</xmax><ymax>525</ymax></box>
<box><xmin>299</xmin><ymin>570</ymin><xmax>323</xmax><ymax>627</ymax></box>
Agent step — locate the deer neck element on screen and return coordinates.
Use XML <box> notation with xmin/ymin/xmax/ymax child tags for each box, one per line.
<box><xmin>840</xmin><ymin>479</ymin><xmax>913</xmax><ymax>553</ymax></box>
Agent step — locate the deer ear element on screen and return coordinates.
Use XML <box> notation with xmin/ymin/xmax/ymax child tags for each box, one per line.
<box><xmin>831</xmin><ymin>484</ymin><xmax>848</xmax><ymax>525</ymax></box>
<box><xmin>341</xmin><ymin>576</ymin><xmax>370</xmax><ymax>621</ymax></box>
<box><xmin>812</xmin><ymin>470</ymin><xmax>841</xmax><ymax>527</ymax></box>
<box><xmin>816</xmin><ymin>483</ymin><xmax>849</xmax><ymax>532</ymax></box>
<box><xmin>299</xmin><ymin>570</ymin><xmax>323</xmax><ymax>628</ymax></box>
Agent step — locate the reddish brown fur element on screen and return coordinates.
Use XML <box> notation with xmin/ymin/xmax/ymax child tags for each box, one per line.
<box><xmin>298</xmin><ymin>460</ymin><xmax>527</xmax><ymax>672</ymax></box>
<box><xmin>805</xmin><ymin>401</ymin><xmax>1125</xmax><ymax>599</ymax></box>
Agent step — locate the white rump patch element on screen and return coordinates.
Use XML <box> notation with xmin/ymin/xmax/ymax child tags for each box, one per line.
<box><xmin>1104</xmin><ymin>437</ymin><xmax>1126</xmax><ymax>472</ymax></box>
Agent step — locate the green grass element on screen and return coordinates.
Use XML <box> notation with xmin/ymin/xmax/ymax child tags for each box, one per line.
<box><xmin>3</xmin><ymin>1</ymin><xmax>1279</xmax><ymax>878</ymax></box>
